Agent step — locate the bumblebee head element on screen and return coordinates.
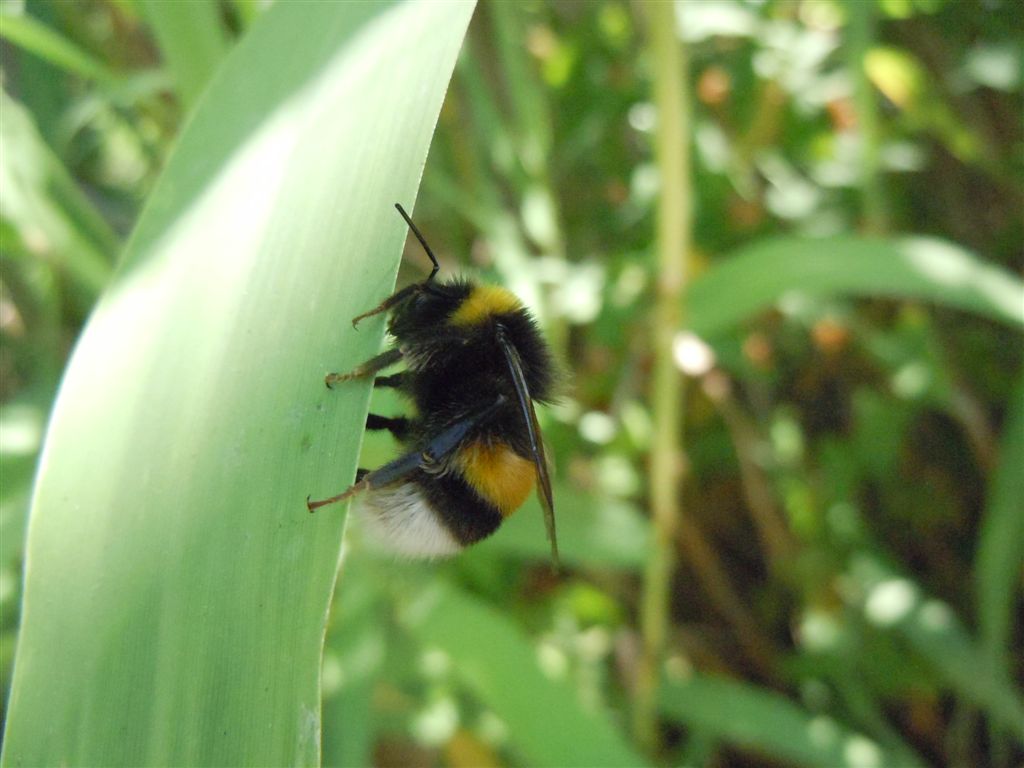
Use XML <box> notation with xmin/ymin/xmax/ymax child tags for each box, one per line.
<box><xmin>387</xmin><ymin>279</ymin><xmax>473</xmax><ymax>337</ymax></box>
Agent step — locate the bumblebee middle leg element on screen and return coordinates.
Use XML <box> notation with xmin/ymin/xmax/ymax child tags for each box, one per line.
<box><xmin>373</xmin><ymin>373</ymin><xmax>404</xmax><ymax>389</ymax></box>
<box><xmin>366</xmin><ymin>413</ymin><xmax>410</xmax><ymax>440</ymax></box>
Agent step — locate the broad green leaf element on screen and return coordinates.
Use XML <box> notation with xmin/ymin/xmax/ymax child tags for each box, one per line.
<box><xmin>688</xmin><ymin>236</ymin><xmax>1024</xmax><ymax>336</ymax></box>
<box><xmin>661</xmin><ymin>674</ymin><xmax>925</xmax><ymax>768</ymax></box>
<box><xmin>402</xmin><ymin>584</ymin><xmax>647</xmax><ymax>768</ymax></box>
<box><xmin>0</xmin><ymin>1</ymin><xmax>475</xmax><ymax>765</ymax></box>
<box><xmin>137</xmin><ymin>0</ymin><xmax>230</xmax><ymax>108</ymax></box>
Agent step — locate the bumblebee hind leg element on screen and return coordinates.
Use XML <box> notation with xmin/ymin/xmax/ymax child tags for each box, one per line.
<box><xmin>307</xmin><ymin>396</ymin><xmax>505</xmax><ymax>514</ymax></box>
<box><xmin>308</xmin><ymin>447</ymin><xmax>424</xmax><ymax>512</ymax></box>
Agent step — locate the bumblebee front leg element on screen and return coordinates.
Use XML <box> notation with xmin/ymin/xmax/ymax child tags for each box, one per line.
<box><xmin>350</xmin><ymin>201</ymin><xmax>441</xmax><ymax>328</ymax></box>
<box><xmin>325</xmin><ymin>347</ymin><xmax>403</xmax><ymax>388</ymax></box>
<box><xmin>351</xmin><ymin>283</ymin><xmax>422</xmax><ymax>328</ymax></box>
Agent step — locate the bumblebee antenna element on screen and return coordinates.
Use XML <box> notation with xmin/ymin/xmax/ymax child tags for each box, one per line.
<box><xmin>395</xmin><ymin>203</ymin><xmax>440</xmax><ymax>281</ymax></box>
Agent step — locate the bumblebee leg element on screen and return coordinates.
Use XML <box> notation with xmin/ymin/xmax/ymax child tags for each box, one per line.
<box><xmin>346</xmin><ymin>205</ymin><xmax>439</xmax><ymax>329</ymax></box>
<box><xmin>355</xmin><ymin>468</ymin><xmax>369</xmax><ymax>481</ymax></box>
<box><xmin>374</xmin><ymin>373</ymin><xmax>404</xmax><ymax>389</ymax></box>
<box><xmin>307</xmin><ymin>449</ymin><xmax>424</xmax><ymax>512</ymax></box>
<box><xmin>366</xmin><ymin>413</ymin><xmax>410</xmax><ymax>440</ymax></box>
<box><xmin>307</xmin><ymin>397</ymin><xmax>506</xmax><ymax>513</ymax></box>
<box><xmin>325</xmin><ymin>348</ymin><xmax>403</xmax><ymax>388</ymax></box>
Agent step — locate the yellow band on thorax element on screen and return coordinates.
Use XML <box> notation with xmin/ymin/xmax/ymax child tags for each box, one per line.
<box><xmin>449</xmin><ymin>285</ymin><xmax>522</xmax><ymax>326</ymax></box>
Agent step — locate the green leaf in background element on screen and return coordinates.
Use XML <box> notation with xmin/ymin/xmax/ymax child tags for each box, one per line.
<box><xmin>0</xmin><ymin>90</ymin><xmax>118</xmax><ymax>298</ymax></box>
<box><xmin>320</xmin><ymin>555</ymin><xmax>387</xmax><ymax>768</ymax></box>
<box><xmin>975</xmin><ymin>376</ymin><xmax>1024</xmax><ymax>737</ymax></box>
<box><xmin>0</xmin><ymin>0</ymin><xmax>475</xmax><ymax>765</ymax></box>
<box><xmin>848</xmin><ymin>552</ymin><xmax>1024</xmax><ymax>742</ymax></box>
<box><xmin>0</xmin><ymin>10</ymin><xmax>119</xmax><ymax>85</ymax></box>
<box><xmin>403</xmin><ymin>584</ymin><xmax>646</xmax><ymax>768</ymax></box>
<box><xmin>137</xmin><ymin>0</ymin><xmax>229</xmax><ymax>108</ymax></box>
<box><xmin>0</xmin><ymin>398</ymin><xmax>47</xmax><ymax>566</ymax></box>
<box><xmin>661</xmin><ymin>674</ymin><xmax>926</xmax><ymax>768</ymax></box>
<box><xmin>472</xmin><ymin>485</ymin><xmax>650</xmax><ymax>568</ymax></box>
<box><xmin>688</xmin><ymin>236</ymin><xmax>1024</xmax><ymax>337</ymax></box>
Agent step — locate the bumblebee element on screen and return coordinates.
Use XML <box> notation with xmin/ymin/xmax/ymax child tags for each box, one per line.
<box><xmin>308</xmin><ymin>204</ymin><xmax>558</xmax><ymax>564</ymax></box>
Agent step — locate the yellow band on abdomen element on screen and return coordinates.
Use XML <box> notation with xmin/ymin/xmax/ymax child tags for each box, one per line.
<box><xmin>457</xmin><ymin>441</ymin><xmax>534</xmax><ymax>516</ymax></box>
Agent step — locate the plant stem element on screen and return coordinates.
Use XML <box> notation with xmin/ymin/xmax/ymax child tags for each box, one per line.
<box><xmin>846</xmin><ymin>1</ymin><xmax>887</xmax><ymax>234</ymax></box>
<box><xmin>633</xmin><ymin>0</ymin><xmax>691</xmax><ymax>752</ymax></box>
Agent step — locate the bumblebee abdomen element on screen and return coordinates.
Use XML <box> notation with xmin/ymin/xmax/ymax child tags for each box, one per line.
<box><xmin>360</xmin><ymin>482</ymin><xmax>463</xmax><ymax>557</ymax></box>
<box><xmin>417</xmin><ymin>469</ymin><xmax>505</xmax><ymax>547</ymax></box>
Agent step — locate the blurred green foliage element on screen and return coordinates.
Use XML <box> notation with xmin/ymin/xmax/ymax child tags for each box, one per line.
<box><xmin>2</xmin><ymin>0</ymin><xmax>1022</xmax><ymax>766</ymax></box>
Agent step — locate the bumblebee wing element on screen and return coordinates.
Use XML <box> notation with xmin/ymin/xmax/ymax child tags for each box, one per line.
<box><xmin>498</xmin><ymin>329</ymin><xmax>558</xmax><ymax>567</ymax></box>
<box><xmin>422</xmin><ymin>397</ymin><xmax>505</xmax><ymax>466</ymax></box>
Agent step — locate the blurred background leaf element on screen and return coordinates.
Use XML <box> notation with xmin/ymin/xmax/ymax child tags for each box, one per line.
<box><xmin>662</xmin><ymin>673</ymin><xmax>926</xmax><ymax>767</ymax></box>
<box><xmin>135</xmin><ymin>0</ymin><xmax>227</xmax><ymax>108</ymax></box>
<box><xmin>689</xmin><ymin>236</ymin><xmax>1024</xmax><ymax>338</ymax></box>
<box><xmin>403</xmin><ymin>583</ymin><xmax>645</xmax><ymax>768</ymax></box>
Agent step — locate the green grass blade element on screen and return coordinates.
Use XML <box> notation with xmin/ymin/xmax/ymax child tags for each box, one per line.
<box><xmin>403</xmin><ymin>584</ymin><xmax>647</xmax><ymax>768</ymax></box>
<box><xmin>0</xmin><ymin>1</ymin><xmax>475</xmax><ymax>765</ymax></box>
<box><xmin>137</xmin><ymin>0</ymin><xmax>229</xmax><ymax>107</ymax></box>
<box><xmin>661</xmin><ymin>675</ymin><xmax>926</xmax><ymax>768</ymax></box>
<box><xmin>689</xmin><ymin>236</ymin><xmax>1024</xmax><ymax>336</ymax></box>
